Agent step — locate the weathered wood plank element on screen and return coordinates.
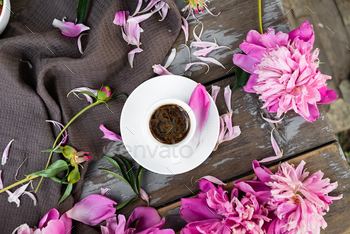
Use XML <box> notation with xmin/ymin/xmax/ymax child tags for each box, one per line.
<box><xmin>81</xmin><ymin>76</ymin><xmax>336</xmax><ymax>215</ymax></box>
<box><xmin>166</xmin><ymin>0</ymin><xmax>291</xmax><ymax>84</ymax></box>
<box><xmin>157</xmin><ymin>142</ymin><xmax>350</xmax><ymax>233</ymax></box>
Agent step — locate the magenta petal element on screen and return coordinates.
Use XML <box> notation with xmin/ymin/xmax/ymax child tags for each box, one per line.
<box><xmin>152</xmin><ymin>64</ymin><xmax>173</xmax><ymax>75</ymax></box>
<box><xmin>188</xmin><ymin>84</ymin><xmax>210</xmax><ymax>146</ymax></box>
<box><xmin>59</xmin><ymin>213</ymin><xmax>72</xmax><ymax>234</ymax></box>
<box><xmin>39</xmin><ymin>209</ymin><xmax>60</xmax><ymax>229</ymax></box>
<box><xmin>246</xmin><ymin>30</ymin><xmax>264</xmax><ymax>47</ymax></box>
<box><xmin>113</xmin><ymin>11</ymin><xmax>129</xmax><ymax>26</ymax></box>
<box><xmin>99</xmin><ymin>124</ymin><xmax>123</xmax><ymax>142</ymax></box>
<box><xmin>52</xmin><ymin>19</ymin><xmax>90</xmax><ymax>37</ymax></box>
<box><xmin>317</xmin><ymin>86</ymin><xmax>338</xmax><ymax>104</ymax></box>
<box><xmin>233</xmin><ymin>53</ymin><xmax>258</xmax><ymax>74</ymax></box>
<box><xmin>180</xmin><ymin>198</ymin><xmax>221</xmax><ymax>223</ymax></box>
<box><xmin>65</xmin><ymin>194</ymin><xmax>116</xmax><ymax>226</ymax></box>
<box><xmin>126</xmin><ymin>206</ymin><xmax>162</xmax><ymax>231</ymax></box>
<box><xmin>288</xmin><ymin>21</ymin><xmax>315</xmax><ymax>45</ymax></box>
<box><xmin>181</xmin><ymin>219</ymin><xmax>223</xmax><ymax>234</ymax></box>
<box><xmin>128</xmin><ymin>48</ymin><xmax>143</xmax><ymax>68</ymax></box>
<box><xmin>41</xmin><ymin>220</ymin><xmax>66</xmax><ymax>234</ymax></box>
<box><xmin>0</xmin><ymin>170</ymin><xmax>3</xmax><ymax>189</ymax></box>
<box><xmin>252</xmin><ymin>160</ymin><xmax>273</xmax><ymax>182</ymax></box>
<box><xmin>2</xmin><ymin>139</ymin><xmax>14</xmax><ymax>165</ymax></box>
<box><xmin>259</xmin><ymin>129</ymin><xmax>283</xmax><ymax>163</ymax></box>
<box><xmin>239</xmin><ymin>42</ymin><xmax>266</xmax><ymax>60</ymax></box>
<box><xmin>243</xmin><ymin>73</ymin><xmax>258</xmax><ymax>93</ymax></box>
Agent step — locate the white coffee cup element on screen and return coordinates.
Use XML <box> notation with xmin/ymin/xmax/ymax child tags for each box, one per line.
<box><xmin>144</xmin><ymin>98</ymin><xmax>197</xmax><ymax>164</ymax></box>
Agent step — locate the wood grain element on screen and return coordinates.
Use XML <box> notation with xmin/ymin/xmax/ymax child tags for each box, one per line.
<box><xmin>157</xmin><ymin>142</ymin><xmax>350</xmax><ymax>234</ymax></box>
<box><xmin>81</xmin><ymin>76</ymin><xmax>336</xmax><ymax>216</ymax></box>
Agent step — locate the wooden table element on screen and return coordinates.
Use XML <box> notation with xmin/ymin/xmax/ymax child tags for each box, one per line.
<box><xmin>10</xmin><ymin>0</ymin><xmax>350</xmax><ymax>233</ymax></box>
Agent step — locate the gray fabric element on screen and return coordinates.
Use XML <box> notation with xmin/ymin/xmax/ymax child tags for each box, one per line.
<box><xmin>0</xmin><ymin>0</ymin><xmax>181</xmax><ymax>233</ymax></box>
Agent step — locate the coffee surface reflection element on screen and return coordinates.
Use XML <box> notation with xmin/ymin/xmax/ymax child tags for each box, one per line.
<box><xmin>149</xmin><ymin>104</ymin><xmax>190</xmax><ymax>144</ymax></box>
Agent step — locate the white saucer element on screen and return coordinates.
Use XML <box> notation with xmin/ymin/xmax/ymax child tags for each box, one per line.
<box><xmin>120</xmin><ymin>75</ymin><xmax>220</xmax><ymax>175</ymax></box>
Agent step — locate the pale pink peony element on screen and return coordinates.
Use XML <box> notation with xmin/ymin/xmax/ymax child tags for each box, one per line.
<box><xmin>233</xmin><ymin>21</ymin><xmax>337</xmax><ymax>122</ymax></box>
<box><xmin>235</xmin><ymin>160</ymin><xmax>342</xmax><ymax>233</ymax></box>
<box><xmin>180</xmin><ymin>178</ymin><xmax>270</xmax><ymax>234</ymax></box>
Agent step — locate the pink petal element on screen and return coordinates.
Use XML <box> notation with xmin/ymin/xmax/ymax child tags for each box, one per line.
<box><xmin>193</xmin><ymin>22</ymin><xmax>204</xmax><ymax>42</ymax></box>
<box><xmin>204</xmin><ymin>5</ymin><xmax>221</xmax><ymax>17</ymax></box>
<box><xmin>126</xmin><ymin>207</ymin><xmax>162</xmax><ymax>231</ymax></box>
<box><xmin>317</xmin><ymin>86</ymin><xmax>338</xmax><ymax>104</ymax></box>
<box><xmin>39</xmin><ymin>209</ymin><xmax>60</xmax><ymax>229</ymax></box>
<box><xmin>211</xmin><ymin>85</ymin><xmax>220</xmax><ymax>103</ymax></box>
<box><xmin>233</xmin><ymin>53</ymin><xmax>259</xmax><ymax>74</ymax></box>
<box><xmin>200</xmin><ymin>176</ymin><xmax>226</xmax><ymax>186</ymax></box>
<box><xmin>23</xmin><ymin>192</ymin><xmax>37</xmax><ymax>206</ymax></box>
<box><xmin>52</xmin><ymin>19</ymin><xmax>90</xmax><ymax>37</ymax></box>
<box><xmin>158</xmin><ymin>2</ymin><xmax>169</xmax><ymax>21</ymax></box>
<box><xmin>59</xmin><ymin>213</ymin><xmax>73</xmax><ymax>234</ymax></box>
<box><xmin>259</xmin><ymin>129</ymin><xmax>283</xmax><ymax>163</ymax></box>
<box><xmin>132</xmin><ymin>1</ymin><xmax>143</xmax><ymax>16</ymax></box>
<box><xmin>191</xmin><ymin>41</ymin><xmax>217</xmax><ymax>48</ymax></box>
<box><xmin>163</xmin><ymin>48</ymin><xmax>176</xmax><ymax>69</ymax></box>
<box><xmin>77</xmin><ymin>33</ymin><xmax>88</xmax><ymax>54</ymax></box>
<box><xmin>46</xmin><ymin>120</ymin><xmax>68</xmax><ymax>145</ymax></box>
<box><xmin>101</xmin><ymin>187</ymin><xmax>111</xmax><ymax>196</ymax></box>
<box><xmin>6</xmin><ymin>190</ymin><xmax>20</xmax><ymax>207</ymax></box>
<box><xmin>99</xmin><ymin>124</ymin><xmax>123</xmax><ymax>142</ymax></box>
<box><xmin>152</xmin><ymin>64</ymin><xmax>173</xmax><ymax>75</ymax></box>
<box><xmin>222</xmin><ymin>114</ymin><xmax>241</xmax><ymax>141</ymax></box>
<box><xmin>127</xmin><ymin>11</ymin><xmax>155</xmax><ymax>24</ymax></box>
<box><xmin>128</xmin><ymin>48</ymin><xmax>143</xmax><ymax>68</ymax></box>
<box><xmin>2</xmin><ymin>139</ymin><xmax>14</xmax><ymax>165</ymax></box>
<box><xmin>224</xmin><ymin>85</ymin><xmax>232</xmax><ymax>113</ymax></box>
<box><xmin>40</xmin><ymin>220</ymin><xmax>66</xmax><ymax>233</ymax></box>
<box><xmin>13</xmin><ymin>224</ymin><xmax>34</xmax><ymax>234</ymax></box>
<box><xmin>181</xmin><ymin>17</ymin><xmax>189</xmax><ymax>44</ymax></box>
<box><xmin>243</xmin><ymin>73</ymin><xmax>258</xmax><ymax>93</ymax></box>
<box><xmin>261</xmin><ymin>112</ymin><xmax>285</xmax><ymax>123</ymax></box>
<box><xmin>185</xmin><ymin>62</ymin><xmax>210</xmax><ymax>74</ymax></box>
<box><xmin>188</xmin><ymin>84</ymin><xmax>210</xmax><ymax>147</ymax></box>
<box><xmin>138</xmin><ymin>0</ymin><xmax>160</xmax><ymax>14</ymax></box>
<box><xmin>65</xmin><ymin>194</ymin><xmax>116</xmax><ymax>226</ymax></box>
<box><xmin>8</xmin><ymin>182</ymin><xmax>30</xmax><ymax>207</ymax></box>
<box><xmin>0</xmin><ymin>170</ymin><xmax>3</xmax><ymax>189</ymax></box>
<box><xmin>140</xmin><ymin>188</ymin><xmax>150</xmax><ymax>205</ymax></box>
<box><xmin>113</xmin><ymin>11</ymin><xmax>129</xmax><ymax>26</ymax></box>
<box><xmin>197</xmin><ymin>57</ymin><xmax>225</xmax><ymax>69</ymax></box>
<box><xmin>67</xmin><ymin>87</ymin><xmax>98</xmax><ymax>104</ymax></box>
<box><xmin>288</xmin><ymin>21</ymin><xmax>315</xmax><ymax>45</ymax></box>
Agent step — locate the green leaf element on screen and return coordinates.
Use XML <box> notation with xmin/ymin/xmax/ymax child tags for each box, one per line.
<box><xmin>68</xmin><ymin>165</ymin><xmax>80</xmax><ymax>184</ymax></box>
<box><xmin>103</xmin><ymin>156</ymin><xmax>122</xmax><ymax>172</ymax></box>
<box><xmin>136</xmin><ymin>166</ymin><xmax>144</xmax><ymax>195</ymax></box>
<box><xmin>59</xmin><ymin>183</ymin><xmax>73</xmax><ymax>204</ymax></box>
<box><xmin>49</xmin><ymin>176</ymin><xmax>69</xmax><ymax>184</ymax></box>
<box><xmin>116</xmin><ymin>155</ymin><xmax>136</xmax><ymax>192</ymax></box>
<box><xmin>116</xmin><ymin>197</ymin><xmax>137</xmax><ymax>212</ymax></box>
<box><xmin>42</xmin><ymin>148</ymin><xmax>63</xmax><ymax>154</ymax></box>
<box><xmin>110</xmin><ymin>93</ymin><xmax>128</xmax><ymax>100</ymax></box>
<box><xmin>28</xmin><ymin>160</ymin><xmax>69</xmax><ymax>178</ymax></box>
<box><xmin>76</xmin><ymin>0</ymin><xmax>89</xmax><ymax>24</ymax></box>
<box><xmin>232</xmin><ymin>66</ymin><xmax>251</xmax><ymax>91</ymax></box>
<box><xmin>77</xmin><ymin>91</ymin><xmax>96</xmax><ymax>99</ymax></box>
<box><xmin>98</xmin><ymin>168</ymin><xmax>130</xmax><ymax>185</ymax></box>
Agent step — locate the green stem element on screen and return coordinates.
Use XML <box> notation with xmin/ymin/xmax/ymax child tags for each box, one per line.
<box><xmin>0</xmin><ymin>176</ymin><xmax>38</xmax><ymax>194</ymax></box>
<box><xmin>35</xmin><ymin>100</ymin><xmax>103</xmax><ymax>193</ymax></box>
<box><xmin>258</xmin><ymin>0</ymin><xmax>263</xmax><ymax>34</ymax></box>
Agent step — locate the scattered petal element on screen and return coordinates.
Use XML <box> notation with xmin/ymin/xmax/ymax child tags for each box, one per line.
<box><xmin>261</xmin><ymin>112</ymin><xmax>285</xmax><ymax>123</ymax></box>
<box><xmin>128</xmin><ymin>48</ymin><xmax>143</xmax><ymax>68</ymax></box>
<box><xmin>23</xmin><ymin>191</ymin><xmax>37</xmax><ymax>206</ymax></box>
<box><xmin>77</xmin><ymin>33</ymin><xmax>88</xmax><ymax>54</ymax></box>
<box><xmin>46</xmin><ymin>120</ymin><xmax>68</xmax><ymax>145</ymax></box>
<box><xmin>200</xmin><ymin>176</ymin><xmax>227</xmax><ymax>185</ymax></box>
<box><xmin>0</xmin><ymin>170</ymin><xmax>3</xmax><ymax>189</ymax></box>
<box><xmin>140</xmin><ymin>188</ymin><xmax>150</xmax><ymax>205</ymax></box>
<box><xmin>163</xmin><ymin>48</ymin><xmax>176</xmax><ymax>69</ymax></box>
<box><xmin>185</xmin><ymin>62</ymin><xmax>210</xmax><ymax>74</ymax></box>
<box><xmin>152</xmin><ymin>64</ymin><xmax>173</xmax><ymax>75</ymax></box>
<box><xmin>179</xmin><ymin>44</ymin><xmax>191</xmax><ymax>63</ymax></box>
<box><xmin>52</xmin><ymin>19</ymin><xmax>90</xmax><ymax>37</ymax></box>
<box><xmin>15</xmin><ymin>157</ymin><xmax>29</xmax><ymax>181</ymax></box>
<box><xmin>7</xmin><ymin>182</ymin><xmax>30</xmax><ymax>207</ymax></box>
<box><xmin>132</xmin><ymin>1</ymin><xmax>142</xmax><ymax>16</ymax></box>
<box><xmin>113</xmin><ymin>11</ymin><xmax>130</xmax><ymax>26</ymax></box>
<box><xmin>211</xmin><ymin>85</ymin><xmax>220</xmax><ymax>103</ymax></box>
<box><xmin>224</xmin><ymin>85</ymin><xmax>232</xmax><ymax>113</ymax></box>
<box><xmin>138</xmin><ymin>0</ymin><xmax>160</xmax><ymax>14</ymax></box>
<box><xmin>101</xmin><ymin>187</ymin><xmax>111</xmax><ymax>196</ymax></box>
<box><xmin>181</xmin><ymin>17</ymin><xmax>189</xmax><ymax>44</ymax></box>
<box><xmin>259</xmin><ymin>129</ymin><xmax>283</xmax><ymax>163</ymax></box>
<box><xmin>2</xmin><ymin>139</ymin><xmax>14</xmax><ymax>165</ymax></box>
<box><xmin>99</xmin><ymin>124</ymin><xmax>123</xmax><ymax>142</ymax></box>
<box><xmin>191</xmin><ymin>41</ymin><xmax>217</xmax><ymax>48</ymax></box>
<box><xmin>197</xmin><ymin>56</ymin><xmax>225</xmax><ymax>69</ymax></box>
<box><xmin>189</xmin><ymin>84</ymin><xmax>210</xmax><ymax>147</ymax></box>
<box><xmin>158</xmin><ymin>2</ymin><xmax>169</xmax><ymax>21</ymax></box>
<box><xmin>193</xmin><ymin>22</ymin><xmax>204</xmax><ymax>42</ymax></box>
<box><xmin>67</xmin><ymin>87</ymin><xmax>98</xmax><ymax>104</ymax></box>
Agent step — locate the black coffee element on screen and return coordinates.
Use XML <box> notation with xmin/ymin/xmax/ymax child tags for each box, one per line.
<box><xmin>149</xmin><ymin>104</ymin><xmax>190</xmax><ymax>144</ymax></box>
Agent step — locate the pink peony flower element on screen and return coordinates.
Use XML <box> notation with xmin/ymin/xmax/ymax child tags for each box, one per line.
<box><xmin>235</xmin><ymin>160</ymin><xmax>342</xmax><ymax>233</ymax></box>
<box><xmin>13</xmin><ymin>209</ymin><xmax>72</xmax><ymax>234</ymax></box>
<box><xmin>180</xmin><ymin>178</ymin><xmax>270</xmax><ymax>233</ymax></box>
<box><xmin>101</xmin><ymin>206</ymin><xmax>174</xmax><ymax>234</ymax></box>
<box><xmin>233</xmin><ymin>21</ymin><xmax>338</xmax><ymax>122</ymax></box>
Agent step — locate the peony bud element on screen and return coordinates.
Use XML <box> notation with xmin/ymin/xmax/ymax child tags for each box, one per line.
<box><xmin>97</xmin><ymin>86</ymin><xmax>112</xmax><ymax>101</ymax></box>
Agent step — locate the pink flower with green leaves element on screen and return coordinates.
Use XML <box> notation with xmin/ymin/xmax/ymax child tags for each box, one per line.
<box><xmin>101</xmin><ymin>206</ymin><xmax>174</xmax><ymax>234</ymax></box>
<box><xmin>234</xmin><ymin>160</ymin><xmax>342</xmax><ymax>233</ymax></box>
<box><xmin>233</xmin><ymin>21</ymin><xmax>337</xmax><ymax>122</ymax></box>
